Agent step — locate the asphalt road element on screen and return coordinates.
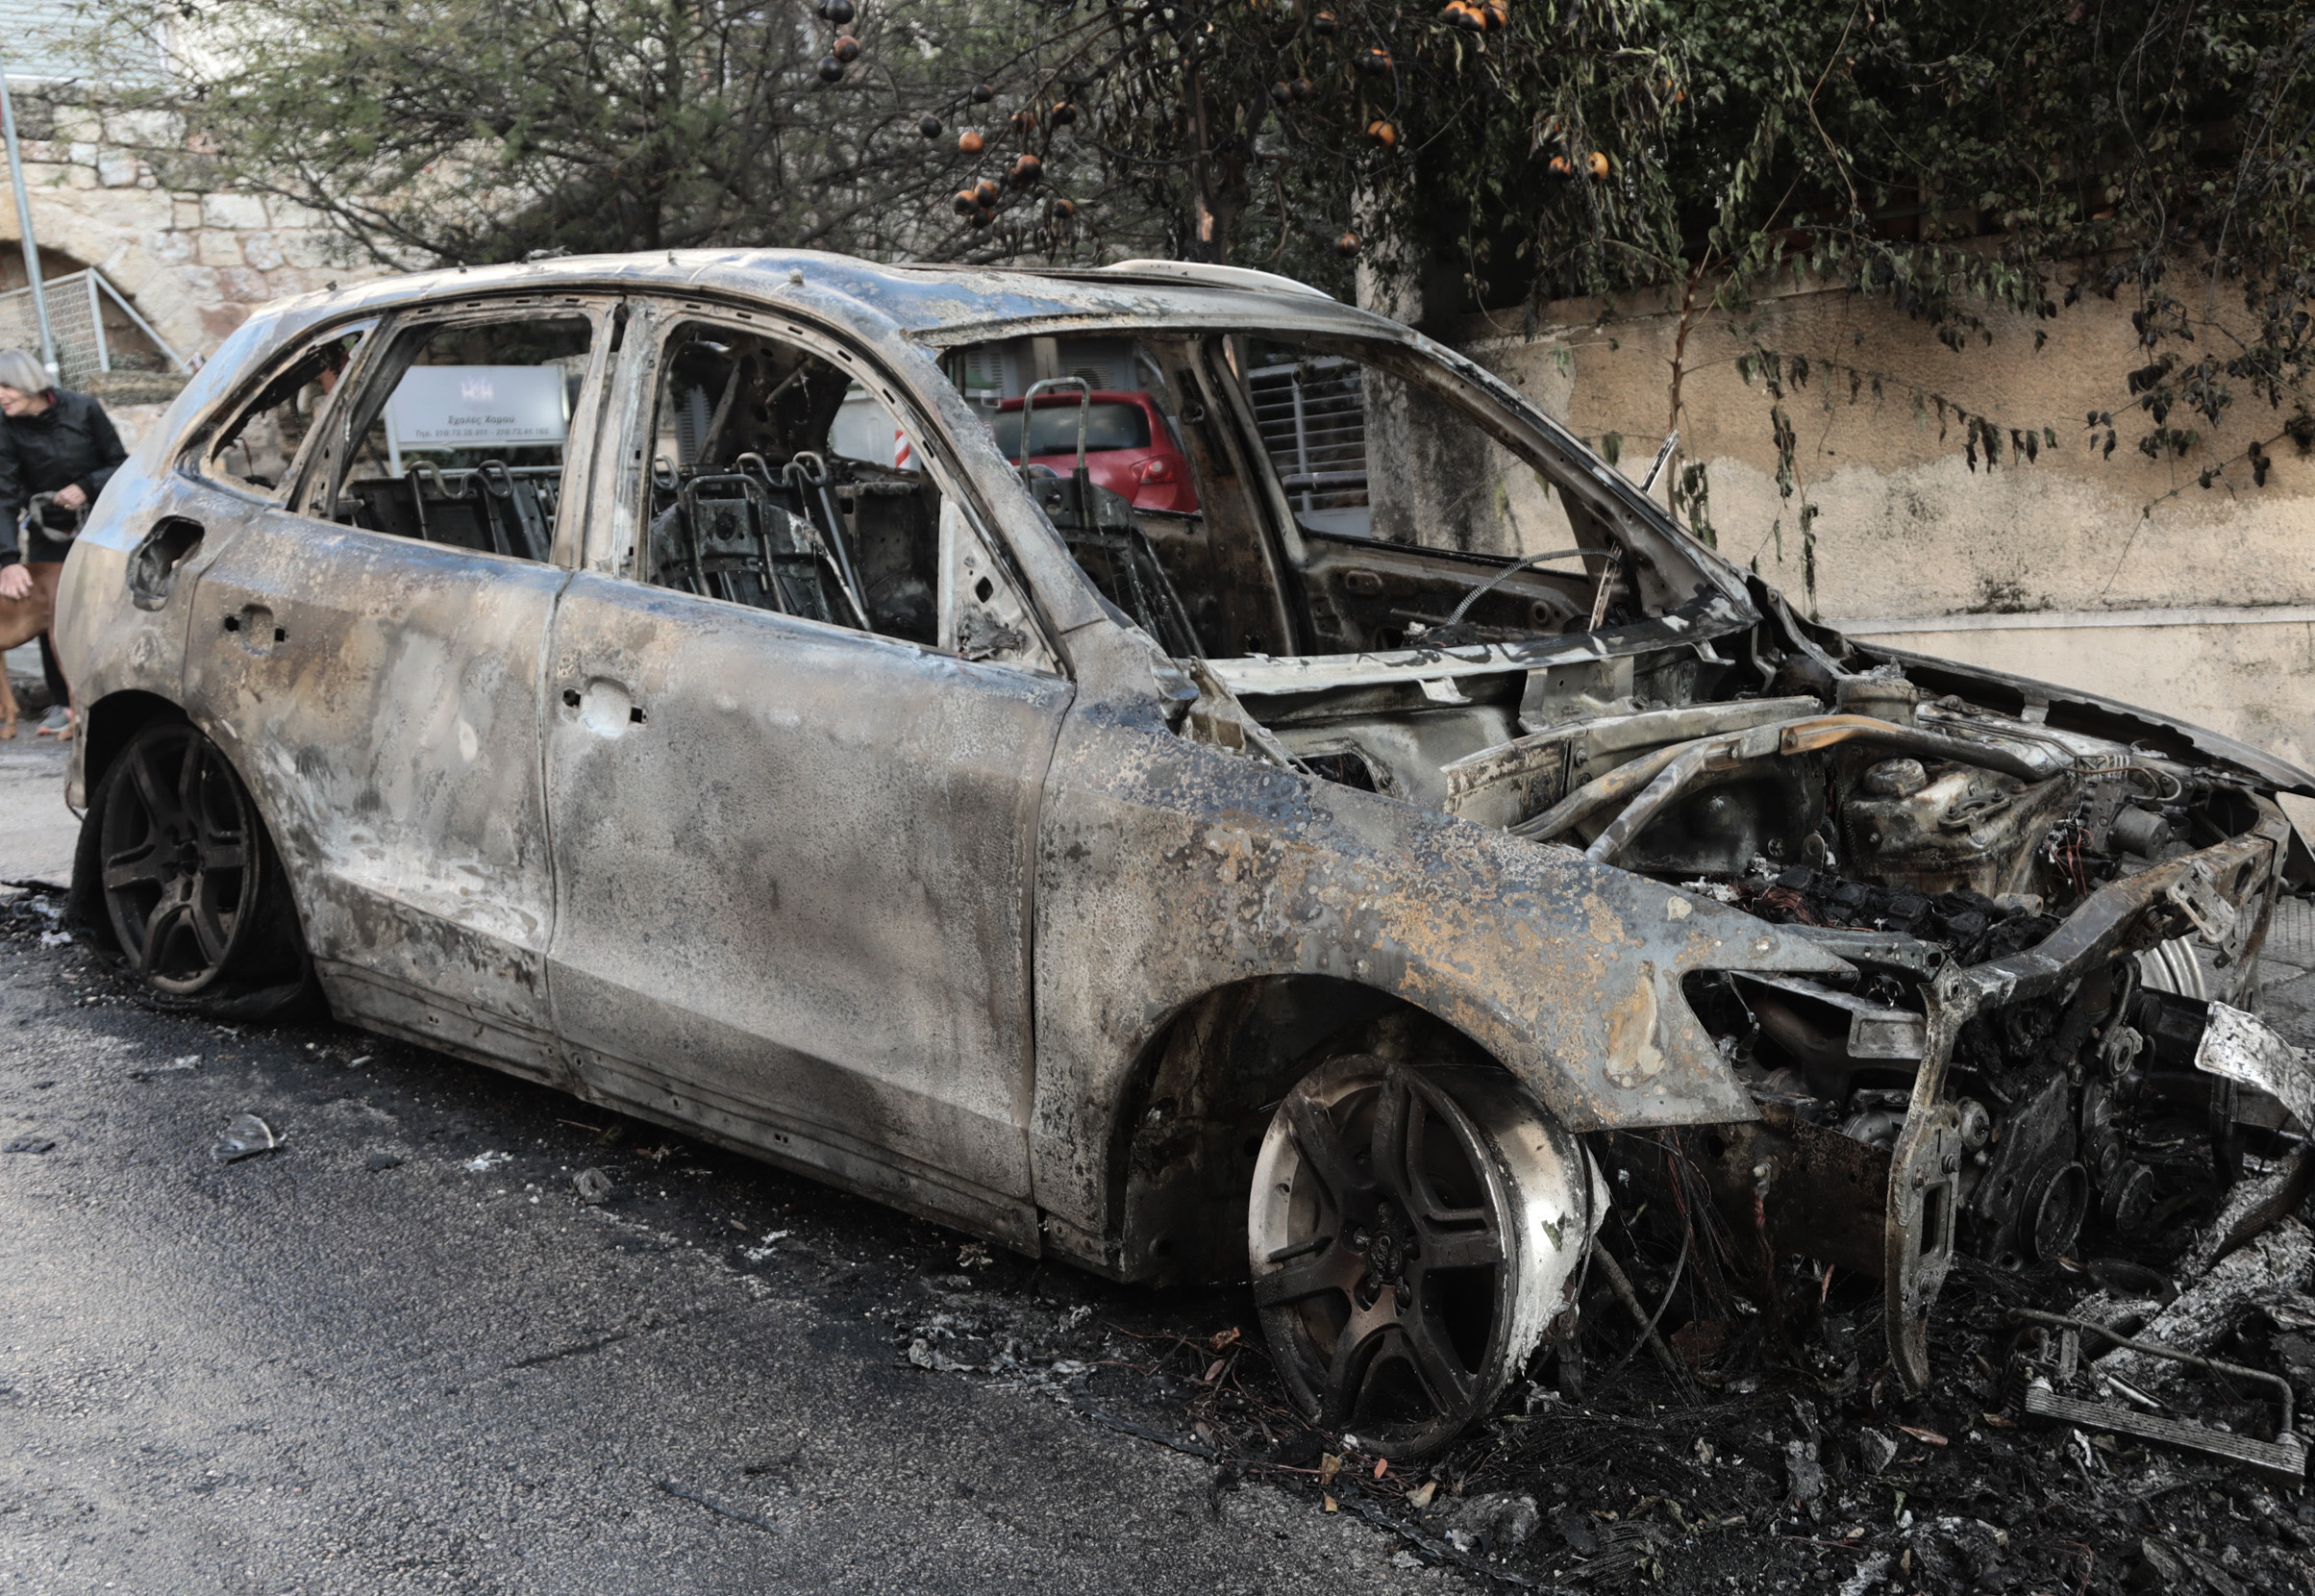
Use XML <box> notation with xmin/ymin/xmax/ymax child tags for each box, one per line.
<box><xmin>0</xmin><ymin>736</ymin><xmax>1438</xmax><ymax>1596</ymax></box>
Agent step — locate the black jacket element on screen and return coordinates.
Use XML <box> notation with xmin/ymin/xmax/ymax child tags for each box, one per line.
<box><xmin>0</xmin><ymin>388</ymin><xmax>127</xmax><ymax>565</ymax></box>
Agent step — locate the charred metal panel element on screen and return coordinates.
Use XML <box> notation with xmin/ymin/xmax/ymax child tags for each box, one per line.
<box><xmin>55</xmin><ymin>478</ymin><xmax>208</xmax><ymax>794</ymax></box>
<box><xmin>566</xmin><ymin>1047</ymin><xmax>1041</xmax><ymax>1251</ymax></box>
<box><xmin>1027</xmin><ymin>626</ymin><xmax>1852</xmax><ymax>1263</ymax></box>
<box><xmin>538</xmin><ymin>571</ymin><xmax>1070</xmax><ymax>1216</ymax></box>
<box><xmin>177</xmin><ymin>489</ymin><xmax>572</xmax><ymax>1078</ymax></box>
<box><xmin>57</xmin><ymin>311</ymin><xmax>293</xmax><ymax>805</ymax></box>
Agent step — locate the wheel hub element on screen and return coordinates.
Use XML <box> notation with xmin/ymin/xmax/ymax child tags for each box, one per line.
<box><xmin>1360</xmin><ymin>1200</ymin><xmax>1414</xmax><ymax>1286</ymax></box>
<box><xmin>98</xmin><ymin>725</ymin><xmax>266</xmax><ymax>997</ymax></box>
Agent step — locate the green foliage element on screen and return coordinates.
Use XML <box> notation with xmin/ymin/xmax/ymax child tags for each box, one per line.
<box><xmin>77</xmin><ymin>0</ymin><xmax>2315</xmax><ymax>476</ymax></box>
<box><xmin>1020</xmin><ymin>0</ymin><xmax>2315</xmax><ymax>468</ymax></box>
<box><xmin>85</xmin><ymin>0</ymin><xmax>1082</xmax><ymax>267</ymax></box>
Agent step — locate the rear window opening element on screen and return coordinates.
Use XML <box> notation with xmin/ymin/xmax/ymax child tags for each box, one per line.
<box><xmin>993</xmin><ymin>399</ymin><xmax>1153</xmax><ymax>459</ymax></box>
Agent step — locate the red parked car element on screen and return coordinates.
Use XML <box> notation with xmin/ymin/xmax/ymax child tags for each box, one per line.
<box><xmin>991</xmin><ymin>390</ymin><xmax>1199</xmax><ymax>514</ymax></box>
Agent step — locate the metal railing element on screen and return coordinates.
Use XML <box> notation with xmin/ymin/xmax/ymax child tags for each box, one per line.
<box><xmin>0</xmin><ymin>267</ymin><xmax>188</xmax><ymax>386</ymax></box>
<box><xmin>1248</xmin><ymin>357</ymin><xmax>1368</xmax><ymax>514</ymax></box>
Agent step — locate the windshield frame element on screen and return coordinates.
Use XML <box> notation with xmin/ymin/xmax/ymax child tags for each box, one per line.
<box><xmin>912</xmin><ymin>312</ymin><xmax>1758</xmax><ymax>674</ymax></box>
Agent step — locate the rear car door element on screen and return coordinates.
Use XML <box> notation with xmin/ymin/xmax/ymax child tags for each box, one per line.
<box><xmin>181</xmin><ymin>296</ymin><xmax>615</xmax><ymax>1083</ymax></box>
<box><xmin>538</xmin><ymin>301</ymin><xmax>1070</xmax><ymax>1244</ymax></box>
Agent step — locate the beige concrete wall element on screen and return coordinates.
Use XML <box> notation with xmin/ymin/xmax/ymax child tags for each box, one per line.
<box><xmin>1452</xmin><ymin>271</ymin><xmax>2315</xmax><ymax>768</ymax></box>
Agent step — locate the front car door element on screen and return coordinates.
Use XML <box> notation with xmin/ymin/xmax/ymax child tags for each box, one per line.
<box><xmin>538</xmin><ymin>298</ymin><xmax>1072</xmax><ymax>1244</ymax></box>
<box><xmin>180</xmin><ymin>294</ymin><xmax>616</xmax><ymax>1082</ymax></box>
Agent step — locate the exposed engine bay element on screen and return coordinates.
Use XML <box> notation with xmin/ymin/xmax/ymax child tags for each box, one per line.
<box><xmin>1187</xmin><ymin>607</ymin><xmax>2302</xmax><ymax>1385</ymax></box>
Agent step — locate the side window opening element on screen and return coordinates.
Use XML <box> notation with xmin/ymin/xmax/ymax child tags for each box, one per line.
<box><xmin>642</xmin><ymin>319</ymin><xmax>954</xmax><ymax>650</ymax></box>
<box><xmin>205</xmin><ymin>325</ymin><xmax>371</xmax><ymax>498</ymax></box>
<box><xmin>324</xmin><ymin>312</ymin><xmax>594</xmax><ymax>564</ymax></box>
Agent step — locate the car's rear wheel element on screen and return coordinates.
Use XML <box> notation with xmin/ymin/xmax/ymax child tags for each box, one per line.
<box><xmin>85</xmin><ymin>721</ymin><xmax>311</xmax><ymax>1010</ymax></box>
<box><xmin>1248</xmin><ymin>1054</ymin><xmax>1596</xmax><ymax>1458</ymax></box>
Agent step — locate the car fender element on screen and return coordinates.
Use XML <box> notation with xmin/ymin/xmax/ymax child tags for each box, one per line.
<box><xmin>1027</xmin><ymin>628</ymin><xmax>1849</xmax><ymax>1242</ymax></box>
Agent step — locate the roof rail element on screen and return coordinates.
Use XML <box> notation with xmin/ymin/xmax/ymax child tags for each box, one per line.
<box><xmin>1098</xmin><ymin>259</ymin><xmax>1334</xmax><ymax>301</ymax></box>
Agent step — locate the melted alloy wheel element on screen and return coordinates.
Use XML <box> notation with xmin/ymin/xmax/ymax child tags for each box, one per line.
<box><xmin>99</xmin><ymin>725</ymin><xmax>262</xmax><ymax>995</ymax></box>
<box><xmin>1248</xmin><ymin>1056</ymin><xmax>1595</xmax><ymax>1458</ymax></box>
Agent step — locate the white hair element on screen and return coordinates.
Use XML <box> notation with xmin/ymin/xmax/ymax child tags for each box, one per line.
<box><xmin>0</xmin><ymin>349</ymin><xmax>49</xmax><ymax>395</ymax></box>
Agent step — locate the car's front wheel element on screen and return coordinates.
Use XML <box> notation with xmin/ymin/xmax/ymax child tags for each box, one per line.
<box><xmin>1248</xmin><ymin>1054</ymin><xmax>1597</xmax><ymax>1458</ymax></box>
<box><xmin>80</xmin><ymin>720</ymin><xmax>312</xmax><ymax>1013</ymax></box>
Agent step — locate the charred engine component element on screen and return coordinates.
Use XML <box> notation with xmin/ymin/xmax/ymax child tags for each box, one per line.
<box><xmin>1435</xmin><ymin>694</ymin><xmax>1822</xmax><ymax>843</ymax></box>
<box><xmin>1745</xmin><ymin>867</ymin><xmax>2058</xmax><ymax>965</ymax></box>
<box><xmin>1730</xmin><ymin>971</ymin><xmax>1923</xmax><ymax>1101</ymax></box>
<box><xmin>1675</xmin><ymin>813</ymin><xmax>2287</xmax><ymax>1388</ymax></box>
<box><xmin>1536</xmin><ymin>711</ymin><xmax>2051</xmax><ymax>868</ymax></box>
<box><xmin>1215</xmin><ymin>634</ymin><xmax>2296</xmax><ymax>1396</ymax></box>
<box><xmin>1970</xmin><ymin>1071</ymin><xmax>2084</xmax><ymax>1264</ymax></box>
<box><xmin>1619</xmin><ymin>767</ymin><xmax>1822</xmax><ymax>877</ymax></box>
<box><xmin>1842</xmin><ymin>760</ymin><xmax>2077</xmax><ymax>898</ymax></box>
<box><xmin>1699</xmin><ymin>970</ymin><xmax>2110</xmax><ymax>1269</ymax></box>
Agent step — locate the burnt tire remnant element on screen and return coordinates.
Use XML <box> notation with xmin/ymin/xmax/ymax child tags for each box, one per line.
<box><xmin>1249</xmin><ymin>1056</ymin><xmax>1596</xmax><ymax>1458</ymax></box>
<box><xmin>81</xmin><ymin>721</ymin><xmax>314</xmax><ymax>1018</ymax></box>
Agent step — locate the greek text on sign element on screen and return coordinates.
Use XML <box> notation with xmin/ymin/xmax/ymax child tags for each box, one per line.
<box><xmin>387</xmin><ymin>366</ymin><xmax>569</xmax><ymax>449</ymax></box>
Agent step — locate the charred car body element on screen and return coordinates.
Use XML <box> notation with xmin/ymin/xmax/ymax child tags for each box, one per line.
<box><xmin>54</xmin><ymin>253</ymin><xmax>2313</xmax><ymax>1457</ymax></box>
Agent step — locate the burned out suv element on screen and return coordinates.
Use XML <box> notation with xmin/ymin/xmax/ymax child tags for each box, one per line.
<box><xmin>55</xmin><ymin>252</ymin><xmax>2313</xmax><ymax>1458</ymax></box>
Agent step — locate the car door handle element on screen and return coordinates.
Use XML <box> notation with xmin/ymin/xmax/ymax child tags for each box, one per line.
<box><xmin>564</xmin><ymin>678</ymin><xmax>646</xmax><ymax>736</ymax></box>
<box><xmin>126</xmin><ymin>516</ymin><xmax>204</xmax><ymax>611</ymax></box>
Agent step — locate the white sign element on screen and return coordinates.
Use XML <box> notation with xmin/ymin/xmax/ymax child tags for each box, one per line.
<box><xmin>832</xmin><ymin>388</ymin><xmax>915</xmax><ymax>470</ymax></box>
<box><xmin>386</xmin><ymin>366</ymin><xmax>569</xmax><ymax>450</ymax></box>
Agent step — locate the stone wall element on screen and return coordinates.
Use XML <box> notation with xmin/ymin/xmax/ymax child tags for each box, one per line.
<box><xmin>0</xmin><ymin>87</ymin><xmax>369</xmax><ymax>363</ymax></box>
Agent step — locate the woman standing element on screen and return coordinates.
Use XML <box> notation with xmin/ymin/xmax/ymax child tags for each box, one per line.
<box><xmin>0</xmin><ymin>348</ymin><xmax>127</xmax><ymax>738</ymax></box>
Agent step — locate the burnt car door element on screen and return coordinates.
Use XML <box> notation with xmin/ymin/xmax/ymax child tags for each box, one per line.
<box><xmin>180</xmin><ymin>296</ymin><xmax>616</xmax><ymax>1082</ymax></box>
<box><xmin>537</xmin><ymin>303</ymin><xmax>1070</xmax><ymax>1245</ymax></box>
